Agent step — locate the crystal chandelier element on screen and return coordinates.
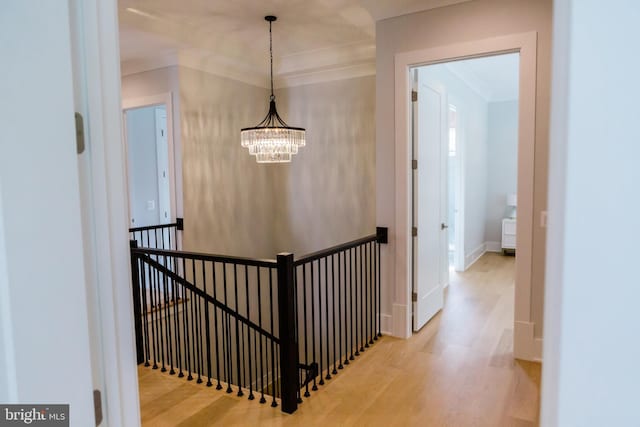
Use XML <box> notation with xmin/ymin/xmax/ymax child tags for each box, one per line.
<box><xmin>241</xmin><ymin>16</ymin><xmax>306</xmax><ymax>163</ymax></box>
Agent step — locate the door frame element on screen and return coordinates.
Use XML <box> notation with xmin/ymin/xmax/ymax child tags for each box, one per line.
<box><xmin>447</xmin><ymin>102</ymin><xmax>466</xmax><ymax>273</ymax></box>
<box><xmin>122</xmin><ymin>93</ymin><xmax>179</xmax><ymax>227</ymax></box>
<box><xmin>394</xmin><ymin>32</ymin><xmax>540</xmax><ymax>360</ymax></box>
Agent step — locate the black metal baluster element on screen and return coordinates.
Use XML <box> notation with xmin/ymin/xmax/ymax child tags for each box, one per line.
<box><xmin>364</xmin><ymin>244</ymin><xmax>370</xmax><ymax>349</ymax></box>
<box><xmin>233</xmin><ymin>265</ymin><xmax>243</xmax><ymax>397</ymax></box>
<box><xmin>212</xmin><ymin>262</ymin><xmax>222</xmax><ymax>390</ymax></box>
<box><xmin>324</xmin><ymin>257</ymin><xmax>331</xmax><ymax>380</ymax></box>
<box><xmin>376</xmin><ymin>243</ymin><xmax>382</xmax><ymax>337</ymax></box>
<box><xmin>151</xmin><ymin>256</ymin><xmax>161</xmax><ymax>369</ymax></box>
<box><xmin>192</xmin><ymin>261</ymin><xmax>202</xmax><ymax>383</ymax></box>
<box><xmin>182</xmin><ymin>258</ymin><xmax>192</xmax><ymax>380</ymax></box>
<box><xmin>222</xmin><ymin>263</ymin><xmax>232</xmax><ymax>393</ymax></box>
<box><xmin>245</xmin><ymin>265</ymin><xmax>254</xmax><ymax>400</ymax></box>
<box><xmin>257</xmin><ymin>267</ymin><xmax>266</xmax><ymax>403</ymax></box>
<box><xmin>369</xmin><ymin>242</ymin><xmax>374</xmax><ymax>345</ymax></box>
<box><xmin>152</xmin><ymin>258</ymin><xmax>163</xmax><ymax>369</ymax></box>
<box><xmin>331</xmin><ymin>254</ymin><xmax>338</xmax><ymax>375</ymax></box>
<box><xmin>310</xmin><ymin>261</ymin><xmax>318</xmax><ymax>390</ymax></box>
<box><xmin>163</xmin><ymin>255</ymin><xmax>175</xmax><ymax>374</ymax></box>
<box><xmin>138</xmin><ymin>256</ymin><xmax>151</xmax><ymax>366</ymax></box>
<box><xmin>340</xmin><ymin>250</ymin><xmax>346</xmax><ymax>368</ymax></box>
<box><xmin>269</xmin><ymin>268</ymin><xmax>277</xmax><ymax>407</ymax></box>
<box><xmin>302</xmin><ymin>263</ymin><xmax>310</xmax><ymax>397</ymax></box>
<box><xmin>360</xmin><ymin>244</ymin><xmax>365</xmax><ymax>352</ymax></box>
<box><xmin>202</xmin><ymin>260</ymin><xmax>212</xmax><ymax>387</ymax></box>
<box><xmin>349</xmin><ymin>248</ymin><xmax>355</xmax><ymax>362</ymax></box>
<box><xmin>189</xmin><ymin>261</ymin><xmax>198</xmax><ymax>381</ymax></box>
<box><xmin>171</xmin><ymin>255</ymin><xmax>182</xmax><ymax>376</ymax></box>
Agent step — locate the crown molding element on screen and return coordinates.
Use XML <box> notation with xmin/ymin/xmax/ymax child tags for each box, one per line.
<box><xmin>120</xmin><ymin>40</ymin><xmax>376</xmax><ymax>88</ymax></box>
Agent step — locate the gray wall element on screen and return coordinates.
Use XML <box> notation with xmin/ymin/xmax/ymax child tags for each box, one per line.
<box><xmin>273</xmin><ymin>76</ymin><xmax>377</xmax><ymax>256</ymax></box>
<box><xmin>376</xmin><ymin>0</ymin><xmax>551</xmax><ymax>337</ymax></box>
<box><xmin>485</xmin><ymin>100</ymin><xmax>518</xmax><ymax>243</ymax></box>
<box><xmin>178</xmin><ymin>66</ymin><xmax>278</xmax><ymax>259</ymax></box>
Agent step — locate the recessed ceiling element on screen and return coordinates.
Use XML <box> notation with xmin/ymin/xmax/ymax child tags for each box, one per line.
<box><xmin>118</xmin><ymin>0</ymin><xmax>475</xmax><ymax>86</ymax></box>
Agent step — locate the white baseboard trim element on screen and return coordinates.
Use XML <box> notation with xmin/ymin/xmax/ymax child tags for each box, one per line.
<box><xmin>485</xmin><ymin>241</ymin><xmax>502</xmax><ymax>252</ymax></box>
<box><xmin>514</xmin><ymin>320</ymin><xmax>543</xmax><ymax>362</ymax></box>
<box><xmin>465</xmin><ymin>243</ymin><xmax>486</xmax><ymax>270</ymax></box>
<box><xmin>381</xmin><ymin>313</ymin><xmax>392</xmax><ymax>336</ymax></box>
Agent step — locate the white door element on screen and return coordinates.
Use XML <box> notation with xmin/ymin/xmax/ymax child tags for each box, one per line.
<box><xmin>413</xmin><ymin>69</ymin><xmax>449</xmax><ymax>331</ymax></box>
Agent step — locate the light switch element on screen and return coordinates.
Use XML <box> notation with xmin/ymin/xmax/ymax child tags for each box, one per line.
<box><xmin>147</xmin><ymin>200</ymin><xmax>156</xmax><ymax>211</ymax></box>
<box><xmin>540</xmin><ymin>211</ymin><xmax>548</xmax><ymax>228</ymax></box>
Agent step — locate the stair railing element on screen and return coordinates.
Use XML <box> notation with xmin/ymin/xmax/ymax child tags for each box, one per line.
<box><xmin>129</xmin><ymin>226</ymin><xmax>388</xmax><ymax>414</ymax></box>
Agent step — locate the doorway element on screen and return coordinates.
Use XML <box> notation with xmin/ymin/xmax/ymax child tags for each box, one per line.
<box><xmin>411</xmin><ymin>52</ymin><xmax>520</xmax><ymax>332</ymax></box>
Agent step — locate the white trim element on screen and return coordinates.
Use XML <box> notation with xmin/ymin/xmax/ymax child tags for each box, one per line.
<box><xmin>514</xmin><ymin>320</ymin><xmax>542</xmax><ymax>362</ymax></box>
<box><xmin>394</xmin><ymin>32</ymin><xmax>538</xmax><ymax>360</ymax></box>
<box><xmin>381</xmin><ymin>313</ymin><xmax>393</xmax><ymax>336</ymax></box>
<box><xmin>465</xmin><ymin>243</ymin><xmax>487</xmax><ymax>270</ymax></box>
<box><xmin>74</xmin><ymin>0</ymin><xmax>141</xmax><ymax>424</ymax></box>
<box><xmin>0</xmin><ymin>183</ymin><xmax>17</xmax><ymax>401</ymax></box>
<box><xmin>122</xmin><ymin>93</ymin><xmax>181</xmax><ymax>227</ymax></box>
<box><xmin>485</xmin><ymin>241</ymin><xmax>502</xmax><ymax>252</ymax></box>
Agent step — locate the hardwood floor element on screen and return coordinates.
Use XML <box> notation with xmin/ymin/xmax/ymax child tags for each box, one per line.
<box><xmin>138</xmin><ymin>252</ymin><xmax>540</xmax><ymax>426</ymax></box>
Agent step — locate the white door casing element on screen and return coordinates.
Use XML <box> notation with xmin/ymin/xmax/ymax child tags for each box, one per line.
<box><xmin>394</xmin><ymin>32</ymin><xmax>539</xmax><ymax>360</ymax></box>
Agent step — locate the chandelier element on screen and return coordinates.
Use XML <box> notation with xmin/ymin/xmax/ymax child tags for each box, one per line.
<box><xmin>241</xmin><ymin>16</ymin><xmax>306</xmax><ymax>163</ymax></box>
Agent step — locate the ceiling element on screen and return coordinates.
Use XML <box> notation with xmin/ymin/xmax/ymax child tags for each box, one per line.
<box><xmin>445</xmin><ymin>53</ymin><xmax>520</xmax><ymax>102</ymax></box>
<box><xmin>118</xmin><ymin>0</ymin><xmax>473</xmax><ymax>87</ymax></box>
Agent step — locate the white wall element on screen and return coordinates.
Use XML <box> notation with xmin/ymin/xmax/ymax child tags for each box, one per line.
<box><xmin>126</xmin><ymin>106</ymin><xmax>162</xmax><ymax>227</ymax></box>
<box><xmin>541</xmin><ymin>1</ymin><xmax>640</xmax><ymax>425</ymax></box>
<box><xmin>0</xmin><ymin>1</ymin><xmax>96</xmax><ymax>423</ymax></box>
<box><xmin>485</xmin><ymin>100</ymin><xmax>518</xmax><ymax>243</ymax></box>
<box><xmin>376</xmin><ymin>0</ymin><xmax>551</xmax><ymax>337</ymax></box>
<box><xmin>419</xmin><ymin>64</ymin><xmax>489</xmax><ymax>267</ymax></box>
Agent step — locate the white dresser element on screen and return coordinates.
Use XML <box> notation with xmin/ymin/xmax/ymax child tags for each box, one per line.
<box><xmin>501</xmin><ymin>218</ymin><xmax>516</xmax><ymax>253</ymax></box>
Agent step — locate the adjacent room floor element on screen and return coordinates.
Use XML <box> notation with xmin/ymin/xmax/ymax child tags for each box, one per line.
<box><xmin>138</xmin><ymin>252</ymin><xmax>540</xmax><ymax>426</ymax></box>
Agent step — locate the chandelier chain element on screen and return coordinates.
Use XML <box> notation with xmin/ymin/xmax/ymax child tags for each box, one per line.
<box><xmin>269</xmin><ymin>20</ymin><xmax>274</xmax><ymax>100</ymax></box>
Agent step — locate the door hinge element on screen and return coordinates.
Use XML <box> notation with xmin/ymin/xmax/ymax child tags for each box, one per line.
<box><xmin>411</xmin><ymin>90</ymin><xmax>418</xmax><ymax>102</ymax></box>
<box><xmin>412</xmin><ymin>292</ymin><xmax>418</xmax><ymax>302</ymax></box>
<box><xmin>93</xmin><ymin>389</ymin><xmax>103</xmax><ymax>426</ymax></box>
<box><xmin>412</xmin><ymin>227</ymin><xmax>417</xmax><ymax>237</ymax></box>
<box><xmin>412</xmin><ymin>159</ymin><xmax>418</xmax><ymax>170</ymax></box>
<box><xmin>75</xmin><ymin>112</ymin><xmax>85</xmax><ymax>154</ymax></box>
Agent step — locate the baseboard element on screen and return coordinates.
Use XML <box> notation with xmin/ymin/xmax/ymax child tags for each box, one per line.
<box><xmin>465</xmin><ymin>243</ymin><xmax>486</xmax><ymax>270</ymax></box>
<box><xmin>381</xmin><ymin>313</ymin><xmax>392</xmax><ymax>336</ymax></box>
<box><xmin>514</xmin><ymin>320</ymin><xmax>543</xmax><ymax>362</ymax></box>
<box><xmin>485</xmin><ymin>241</ymin><xmax>502</xmax><ymax>252</ymax></box>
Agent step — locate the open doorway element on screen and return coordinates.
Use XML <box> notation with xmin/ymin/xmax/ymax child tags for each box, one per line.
<box><xmin>411</xmin><ymin>52</ymin><xmax>520</xmax><ymax>332</ymax></box>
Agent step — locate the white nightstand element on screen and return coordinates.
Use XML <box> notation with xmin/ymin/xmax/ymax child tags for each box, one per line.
<box><xmin>502</xmin><ymin>218</ymin><xmax>516</xmax><ymax>254</ymax></box>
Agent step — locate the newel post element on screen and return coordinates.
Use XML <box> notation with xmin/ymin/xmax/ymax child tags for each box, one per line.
<box><xmin>276</xmin><ymin>253</ymin><xmax>299</xmax><ymax>414</ymax></box>
<box><xmin>130</xmin><ymin>240</ymin><xmax>145</xmax><ymax>365</ymax></box>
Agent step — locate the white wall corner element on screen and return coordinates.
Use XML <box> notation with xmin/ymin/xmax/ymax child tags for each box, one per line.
<box><xmin>391</xmin><ymin>303</ymin><xmax>412</xmax><ymax>339</ymax></box>
<box><xmin>465</xmin><ymin>243</ymin><xmax>486</xmax><ymax>269</ymax></box>
<box><xmin>514</xmin><ymin>320</ymin><xmax>542</xmax><ymax>362</ymax></box>
<box><xmin>485</xmin><ymin>241</ymin><xmax>502</xmax><ymax>252</ymax></box>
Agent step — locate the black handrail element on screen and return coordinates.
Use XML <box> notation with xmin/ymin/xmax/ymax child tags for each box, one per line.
<box><xmin>294</xmin><ymin>234</ymin><xmax>377</xmax><ymax>266</ymax></box>
<box><xmin>133</xmin><ymin>247</ymin><xmax>277</xmax><ymax>269</ymax></box>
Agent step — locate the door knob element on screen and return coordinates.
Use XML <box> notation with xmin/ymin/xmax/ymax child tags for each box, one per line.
<box><xmin>441</xmin><ymin>223</ymin><xmax>448</xmax><ymax>230</ymax></box>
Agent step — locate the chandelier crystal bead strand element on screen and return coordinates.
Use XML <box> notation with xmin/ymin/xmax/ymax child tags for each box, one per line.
<box><xmin>240</xmin><ymin>15</ymin><xmax>306</xmax><ymax>163</ymax></box>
